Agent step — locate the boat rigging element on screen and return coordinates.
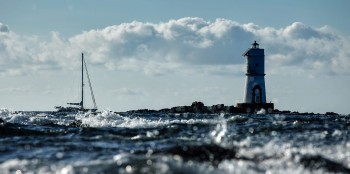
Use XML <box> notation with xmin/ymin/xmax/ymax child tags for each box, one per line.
<box><xmin>55</xmin><ymin>53</ymin><xmax>97</xmax><ymax>112</ymax></box>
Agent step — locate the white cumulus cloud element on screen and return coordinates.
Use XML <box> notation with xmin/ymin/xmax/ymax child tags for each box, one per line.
<box><xmin>0</xmin><ymin>18</ymin><xmax>349</xmax><ymax>77</ymax></box>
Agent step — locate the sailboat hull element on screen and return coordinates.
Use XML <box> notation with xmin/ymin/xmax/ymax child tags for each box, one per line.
<box><xmin>55</xmin><ymin>106</ymin><xmax>97</xmax><ymax>113</ymax></box>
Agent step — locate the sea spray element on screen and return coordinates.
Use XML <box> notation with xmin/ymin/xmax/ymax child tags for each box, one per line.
<box><xmin>210</xmin><ymin>113</ymin><xmax>228</xmax><ymax>145</ymax></box>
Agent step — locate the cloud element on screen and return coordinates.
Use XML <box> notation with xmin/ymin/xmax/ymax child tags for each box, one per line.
<box><xmin>0</xmin><ymin>23</ymin><xmax>9</xmax><ymax>33</ymax></box>
<box><xmin>0</xmin><ymin>18</ymin><xmax>349</xmax><ymax>77</ymax></box>
<box><xmin>283</xmin><ymin>22</ymin><xmax>327</xmax><ymax>39</ymax></box>
<box><xmin>257</xmin><ymin>23</ymin><xmax>349</xmax><ymax>76</ymax></box>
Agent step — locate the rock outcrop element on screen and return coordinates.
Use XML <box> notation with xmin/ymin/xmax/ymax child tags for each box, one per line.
<box><xmin>123</xmin><ymin>101</ymin><xmax>341</xmax><ymax>115</ymax></box>
<box><xmin>127</xmin><ymin>101</ymin><xmax>239</xmax><ymax>114</ymax></box>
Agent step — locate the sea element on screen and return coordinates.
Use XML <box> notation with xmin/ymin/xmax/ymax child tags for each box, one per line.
<box><xmin>0</xmin><ymin>109</ymin><xmax>349</xmax><ymax>174</ymax></box>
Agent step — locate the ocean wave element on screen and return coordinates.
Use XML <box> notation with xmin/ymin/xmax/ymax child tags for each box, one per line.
<box><xmin>1</xmin><ymin>111</ymin><xmax>350</xmax><ymax>173</ymax></box>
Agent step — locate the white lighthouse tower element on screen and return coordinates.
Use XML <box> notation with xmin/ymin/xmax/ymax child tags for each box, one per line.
<box><xmin>237</xmin><ymin>41</ymin><xmax>274</xmax><ymax>113</ymax></box>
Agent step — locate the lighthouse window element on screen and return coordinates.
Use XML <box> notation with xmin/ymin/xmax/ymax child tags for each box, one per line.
<box><xmin>254</xmin><ymin>88</ymin><xmax>261</xmax><ymax>103</ymax></box>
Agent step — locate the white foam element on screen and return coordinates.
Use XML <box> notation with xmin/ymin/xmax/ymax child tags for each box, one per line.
<box><xmin>75</xmin><ymin>110</ymin><xmax>125</xmax><ymax>127</ymax></box>
<box><xmin>7</xmin><ymin>112</ymin><xmax>31</xmax><ymax>125</ymax></box>
<box><xmin>0</xmin><ymin>109</ymin><xmax>241</xmax><ymax>129</ymax></box>
<box><xmin>0</xmin><ymin>108</ymin><xmax>13</xmax><ymax>122</ymax></box>
<box><xmin>0</xmin><ymin>159</ymin><xmax>30</xmax><ymax>174</ymax></box>
<box><xmin>0</xmin><ymin>108</ymin><xmax>10</xmax><ymax>116</ymax></box>
<box><xmin>257</xmin><ymin>108</ymin><xmax>266</xmax><ymax>114</ymax></box>
<box><xmin>76</xmin><ymin>111</ymin><xmax>224</xmax><ymax>128</ymax></box>
<box><xmin>210</xmin><ymin>116</ymin><xmax>227</xmax><ymax>144</ymax></box>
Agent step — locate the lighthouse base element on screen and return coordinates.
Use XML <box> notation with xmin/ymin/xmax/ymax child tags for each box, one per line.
<box><xmin>236</xmin><ymin>103</ymin><xmax>274</xmax><ymax>113</ymax></box>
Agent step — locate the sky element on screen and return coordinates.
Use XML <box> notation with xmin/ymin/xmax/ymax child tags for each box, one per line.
<box><xmin>0</xmin><ymin>0</ymin><xmax>350</xmax><ymax>114</ymax></box>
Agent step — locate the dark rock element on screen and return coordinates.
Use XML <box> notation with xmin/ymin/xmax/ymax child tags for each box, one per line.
<box><xmin>190</xmin><ymin>101</ymin><xmax>207</xmax><ymax>113</ymax></box>
<box><xmin>210</xmin><ymin>104</ymin><xmax>225</xmax><ymax>113</ymax></box>
<box><xmin>124</xmin><ymin>101</ymin><xmax>244</xmax><ymax>114</ymax></box>
<box><xmin>159</xmin><ymin>108</ymin><xmax>171</xmax><ymax>113</ymax></box>
<box><xmin>281</xmin><ymin>110</ymin><xmax>291</xmax><ymax>114</ymax></box>
<box><xmin>122</xmin><ymin>100</ymin><xmax>339</xmax><ymax>115</ymax></box>
<box><xmin>171</xmin><ymin>106</ymin><xmax>189</xmax><ymax>113</ymax></box>
<box><xmin>325</xmin><ymin>112</ymin><xmax>339</xmax><ymax>116</ymax></box>
<box><xmin>227</xmin><ymin>106</ymin><xmax>236</xmax><ymax>113</ymax></box>
<box><xmin>127</xmin><ymin>109</ymin><xmax>157</xmax><ymax>114</ymax></box>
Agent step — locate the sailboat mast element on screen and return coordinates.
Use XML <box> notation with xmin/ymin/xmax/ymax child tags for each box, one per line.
<box><xmin>81</xmin><ymin>53</ymin><xmax>84</xmax><ymax>110</ymax></box>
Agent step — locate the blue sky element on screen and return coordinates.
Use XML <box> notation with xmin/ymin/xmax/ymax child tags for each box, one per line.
<box><xmin>2</xmin><ymin>0</ymin><xmax>349</xmax><ymax>37</ymax></box>
<box><xmin>1</xmin><ymin>0</ymin><xmax>350</xmax><ymax>114</ymax></box>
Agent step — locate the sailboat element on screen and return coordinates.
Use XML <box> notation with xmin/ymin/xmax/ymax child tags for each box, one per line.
<box><xmin>55</xmin><ymin>53</ymin><xmax>98</xmax><ymax>112</ymax></box>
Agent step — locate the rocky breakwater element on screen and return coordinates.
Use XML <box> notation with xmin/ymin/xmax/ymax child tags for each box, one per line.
<box><xmin>126</xmin><ymin>101</ymin><xmax>242</xmax><ymax>114</ymax></box>
<box><xmin>123</xmin><ymin>101</ymin><xmax>342</xmax><ymax>116</ymax></box>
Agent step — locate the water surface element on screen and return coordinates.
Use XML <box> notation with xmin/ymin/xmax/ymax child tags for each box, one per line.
<box><xmin>1</xmin><ymin>109</ymin><xmax>349</xmax><ymax>173</ymax></box>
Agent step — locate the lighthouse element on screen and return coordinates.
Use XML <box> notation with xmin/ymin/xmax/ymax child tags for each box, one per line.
<box><xmin>236</xmin><ymin>41</ymin><xmax>274</xmax><ymax>113</ymax></box>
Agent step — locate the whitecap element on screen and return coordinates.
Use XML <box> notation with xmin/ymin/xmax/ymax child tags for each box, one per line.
<box><xmin>257</xmin><ymin>108</ymin><xmax>266</xmax><ymax>114</ymax></box>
